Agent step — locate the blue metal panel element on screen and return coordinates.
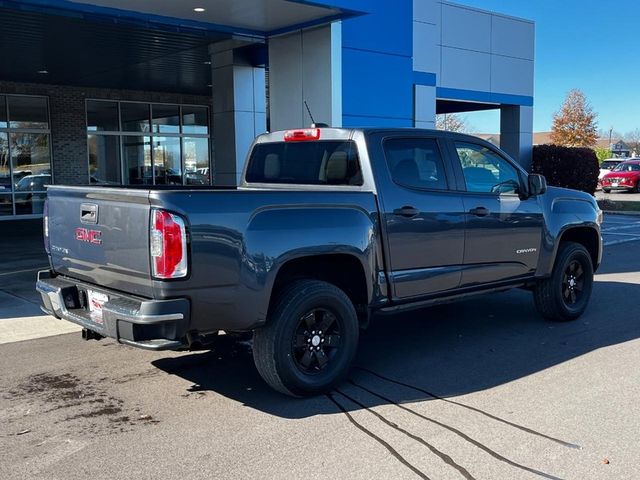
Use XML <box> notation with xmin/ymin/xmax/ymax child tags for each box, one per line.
<box><xmin>333</xmin><ymin>0</ymin><xmax>414</xmax><ymax>127</ymax></box>
<box><xmin>413</xmin><ymin>71</ymin><xmax>437</xmax><ymax>86</ymax></box>
<box><xmin>342</xmin><ymin>47</ymin><xmax>413</xmax><ymax>121</ymax></box>
<box><xmin>342</xmin><ymin>115</ymin><xmax>412</xmax><ymax>128</ymax></box>
<box><xmin>436</xmin><ymin>87</ymin><xmax>534</xmax><ymax>107</ymax></box>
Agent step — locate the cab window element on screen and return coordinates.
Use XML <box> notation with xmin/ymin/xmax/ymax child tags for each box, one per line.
<box><xmin>454</xmin><ymin>142</ymin><xmax>521</xmax><ymax>195</ymax></box>
<box><xmin>383</xmin><ymin>138</ymin><xmax>448</xmax><ymax>191</ymax></box>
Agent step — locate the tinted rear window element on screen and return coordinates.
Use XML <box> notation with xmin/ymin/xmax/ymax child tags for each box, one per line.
<box><xmin>245</xmin><ymin>141</ymin><xmax>362</xmax><ymax>185</ymax></box>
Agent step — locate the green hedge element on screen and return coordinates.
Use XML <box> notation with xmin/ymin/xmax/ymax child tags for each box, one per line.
<box><xmin>532</xmin><ymin>145</ymin><xmax>599</xmax><ymax>195</ymax></box>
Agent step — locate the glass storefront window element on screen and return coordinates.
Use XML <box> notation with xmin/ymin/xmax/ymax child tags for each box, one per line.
<box><xmin>182</xmin><ymin>106</ymin><xmax>208</xmax><ymax>134</ymax></box>
<box><xmin>10</xmin><ymin>133</ymin><xmax>51</xmax><ymax>182</ymax></box>
<box><xmin>121</xmin><ymin>102</ymin><xmax>150</xmax><ymax>133</ymax></box>
<box><xmin>0</xmin><ymin>194</ymin><xmax>12</xmax><ymax>216</ymax></box>
<box><xmin>88</xmin><ymin>135</ymin><xmax>120</xmax><ymax>184</ymax></box>
<box><xmin>0</xmin><ymin>95</ymin><xmax>51</xmax><ymax>218</ymax></box>
<box><xmin>152</xmin><ymin>104</ymin><xmax>180</xmax><ymax>134</ymax></box>
<box><xmin>183</xmin><ymin>137</ymin><xmax>210</xmax><ymax>185</ymax></box>
<box><xmin>123</xmin><ymin>136</ymin><xmax>152</xmax><ymax>185</ymax></box>
<box><xmin>0</xmin><ymin>96</ymin><xmax>6</xmax><ymax>129</ymax></box>
<box><xmin>153</xmin><ymin>137</ymin><xmax>182</xmax><ymax>185</ymax></box>
<box><xmin>87</xmin><ymin>100</ymin><xmax>119</xmax><ymax>132</ymax></box>
<box><xmin>8</xmin><ymin>96</ymin><xmax>48</xmax><ymax>129</ymax></box>
<box><xmin>14</xmin><ymin>192</ymin><xmax>46</xmax><ymax>215</ymax></box>
<box><xmin>87</xmin><ymin>101</ymin><xmax>210</xmax><ymax>186</ymax></box>
<box><xmin>0</xmin><ymin>133</ymin><xmax>9</xmax><ymax>192</ymax></box>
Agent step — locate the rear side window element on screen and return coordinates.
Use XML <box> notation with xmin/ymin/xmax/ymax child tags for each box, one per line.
<box><xmin>383</xmin><ymin>137</ymin><xmax>448</xmax><ymax>190</ymax></box>
<box><xmin>245</xmin><ymin>141</ymin><xmax>362</xmax><ymax>185</ymax></box>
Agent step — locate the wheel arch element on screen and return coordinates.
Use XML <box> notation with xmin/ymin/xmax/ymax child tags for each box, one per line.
<box><xmin>267</xmin><ymin>254</ymin><xmax>370</xmax><ymax>326</ymax></box>
<box><xmin>557</xmin><ymin>226</ymin><xmax>601</xmax><ymax>272</ymax></box>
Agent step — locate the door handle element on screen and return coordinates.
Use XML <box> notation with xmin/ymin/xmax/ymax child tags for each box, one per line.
<box><xmin>469</xmin><ymin>206</ymin><xmax>490</xmax><ymax>217</ymax></box>
<box><xmin>393</xmin><ymin>206</ymin><xmax>420</xmax><ymax>217</ymax></box>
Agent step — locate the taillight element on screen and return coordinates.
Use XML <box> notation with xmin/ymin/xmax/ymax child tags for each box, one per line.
<box><xmin>150</xmin><ymin>209</ymin><xmax>188</xmax><ymax>279</ymax></box>
<box><xmin>43</xmin><ymin>198</ymin><xmax>50</xmax><ymax>254</ymax></box>
<box><xmin>283</xmin><ymin>128</ymin><xmax>321</xmax><ymax>142</ymax></box>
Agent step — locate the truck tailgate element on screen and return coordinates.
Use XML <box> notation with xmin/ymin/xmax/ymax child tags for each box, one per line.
<box><xmin>46</xmin><ymin>186</ymin><xmax>153</xmax><ymax>298</ymax></box>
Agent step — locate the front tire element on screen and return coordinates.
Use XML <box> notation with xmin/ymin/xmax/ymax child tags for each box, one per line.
<box><xmin>533</xmin><ymin>242</ymin><xmax>594</xmax><ymax>321</ymax></box>
<box><xmin>253</xmin><ymin>280</ymin><xmax>359</xmax><ymax>397</ymax></box>
<box><xmin>602</xmin><ymin>188</ymin><xmax>611</xmax><ymax>193</ymax></box>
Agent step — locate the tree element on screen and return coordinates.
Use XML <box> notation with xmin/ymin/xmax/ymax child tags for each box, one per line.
<box><xmin>593</xmin><ymin>147</ymin><xmax>612</xmax><ymax>162</ymax></box>
<box><xmin>550</xmin><ymin>89</ymin><xmax>598</xmax><ymax>147</ymax></box>
<box><xmin>624</xmin><ymin>129</ymin><xmax>640</xmax><ymax>157</ymax></box>
<box><xmin>436</xmin><ymin>113</ymin><xmax>469</xmax><ymax>133</ymax></box>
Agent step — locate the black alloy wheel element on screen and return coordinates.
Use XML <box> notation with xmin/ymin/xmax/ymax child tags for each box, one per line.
<box><xmin>292</xmin><ymin>308</ymin><xmax>341</xmax><ymax>374</ymax></box>
<box><xmin>533</xmin><ymin>241</ymin><xmax>594</xmax><ymax>322</ymax></box>
<box><xmin>561</xmin><ymin>259</ymin><xmax>585</xmax><ymax>306</ymax></box>
<box><xmin>253</xmin><ymin>280</ymin><xmax>359</xmax><ymax>397</ymax></box>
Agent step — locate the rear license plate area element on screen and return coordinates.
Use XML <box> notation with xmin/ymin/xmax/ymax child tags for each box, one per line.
<box><xmin>87</xmin><ymin>289</ymin><xmax>108</xmax><ymax>325</ymax></box>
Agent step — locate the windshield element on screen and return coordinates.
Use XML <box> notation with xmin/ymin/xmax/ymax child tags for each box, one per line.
<box><xmin>601</xmin><ymin>161</ymin><xmax>619</xmax><ymax>169</ymax></box>
<box><xmin>612</xmin><ymin>163</ymin><xmax>640</xmax><ymax>172</ymax></box>
<box><xmin>246</xmin><ymin>140</ymin><xmax>362</xmax><ymax>185</ymax></box>
<box><xmin>15</xmin><ymin>175</ymin><xmax>50</xmax><ymax>191</ymax></box>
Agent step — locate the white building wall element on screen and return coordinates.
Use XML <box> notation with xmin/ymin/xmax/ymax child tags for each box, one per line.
<box><xmin>268</xmin><ymin>23</ymin><xmax>342</xmax><ymax>131</ymax></box>
<box><xmin>413</xmin><ymin>0</ymin><xmax>535</xmax><ymax>105</ymax></box>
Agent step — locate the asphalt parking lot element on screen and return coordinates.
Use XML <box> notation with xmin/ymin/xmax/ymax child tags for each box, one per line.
<box><xmin>1</xmin><ymin>215</ymin><xmax>639</xmax><ymax>480</ymax></box>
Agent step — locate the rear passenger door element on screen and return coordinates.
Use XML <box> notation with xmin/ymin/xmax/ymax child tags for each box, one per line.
<box><xmin>449</xmin><ymin>141</ymin><xmax>544</xmax><ymax>286</ymax></box>
<box><xmin>370</xmin><ymin>134</ymin><xmax>465</xmax><ymax>301</ymax></box>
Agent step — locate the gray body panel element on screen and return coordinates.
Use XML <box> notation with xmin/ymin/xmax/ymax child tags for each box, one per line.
<box><xmin>42</xmin><ymin>128</ymin><xmax>602</xmax><ymax>342</ymax></box>
<box><xmin>46</xmin><ymin>187</ymin><xmax>153</xmax><ymax>298</ymax></box>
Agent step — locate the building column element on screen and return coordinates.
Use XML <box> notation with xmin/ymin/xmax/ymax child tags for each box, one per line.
<box><xmin>414</xmin><ymin>85</ymin><xmax>436</xmax><ymax>129</ymax></box>
<box><xmin>268</xmin><ymin>23</ymin><xmax>342</xmax><ymax>131</ymax></box>
<box><xmin>500</xmin><ymin>105</ymin><xmax>533</xmax><ymax>171</ymax></box>
<box><xmin>210</xmin><ymin>45</ymin><xmax>266</xmax><ymax>186</ymax></box>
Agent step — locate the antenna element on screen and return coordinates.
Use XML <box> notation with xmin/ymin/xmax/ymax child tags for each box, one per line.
<box><xmin>304</xmin><ymin>100</ymin><xmax>315</xmax><ymax>125</ymax></box>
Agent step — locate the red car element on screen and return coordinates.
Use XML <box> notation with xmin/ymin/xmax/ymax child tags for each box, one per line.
<box><xmin>601</xmin><ymin>160</ymin><xmax>640</xmax><ymax>193</ymax></box>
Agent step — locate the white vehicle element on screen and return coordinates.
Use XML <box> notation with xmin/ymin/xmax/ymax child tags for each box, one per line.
<box><xmin>599</xmin><ymin>159</ymin><xmax>624</xmax><ymax>181</ymax></box>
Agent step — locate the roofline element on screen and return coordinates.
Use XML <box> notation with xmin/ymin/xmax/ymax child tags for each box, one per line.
<box><xmin>441</xmin><ymin>1</ymin><xmax>535</xmax><ymax>25</ymax></box>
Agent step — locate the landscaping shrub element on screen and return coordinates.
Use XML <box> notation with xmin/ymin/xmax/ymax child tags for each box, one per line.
<box><xmin>532</xmin><ymin>145</ymin><xmax>599</xmax><ymax>195</ymax></box>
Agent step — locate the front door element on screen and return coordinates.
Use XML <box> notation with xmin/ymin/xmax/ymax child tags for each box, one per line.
<box><xmin>449</xmin><ymin>141</ymin><xmax>544</xmax><ymax>287</ymax></box>
<box><xmin>373</xmin><ymin>135</ymin><xmax>466</xmax><ymax>300</ymax></box>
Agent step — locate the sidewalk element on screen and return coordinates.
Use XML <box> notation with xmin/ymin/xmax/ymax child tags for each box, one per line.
<box><xmin>0</xmin><ymin>219</ymin><xmax>81</xmax><ymax>344</ymax></box>
<box><xmin>595</xmin><ymin>190</ymin><xmax>640</xmax><ymax>214</ymax></box>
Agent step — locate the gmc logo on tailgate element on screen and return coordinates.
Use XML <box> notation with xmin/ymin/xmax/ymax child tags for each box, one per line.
<box><xmin>75</xmin><ymin>227</ymin><xmax>102</xmax><ymax>245</ymax></box>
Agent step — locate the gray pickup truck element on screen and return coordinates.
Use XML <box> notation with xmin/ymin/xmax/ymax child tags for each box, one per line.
<box><xmin>37</xmin><ymin>127</ymin><xmax>603</xmax><ymax>396</ymax></box>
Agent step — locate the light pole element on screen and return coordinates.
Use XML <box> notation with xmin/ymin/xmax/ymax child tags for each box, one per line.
<box><xmin>609</xmin><ymin>127</ymin><xmax>613</xmax><ymax>156</ymax></box>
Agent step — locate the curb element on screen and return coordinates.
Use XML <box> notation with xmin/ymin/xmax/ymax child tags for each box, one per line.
<box><xmin>602</xmin><ymin>210</ymin><xmax>640</xmax><ymax>216</ymax></box>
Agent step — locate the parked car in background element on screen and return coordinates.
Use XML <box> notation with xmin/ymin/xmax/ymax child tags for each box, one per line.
<box><xmin>598</xmin><ymin>159</ymin><xmax>623</xmax><ymax>183</ymax></box>
<box><xmin>601</xmin><ymin>160</ymin><xmax>640</xmax><ymax>193</ymax></box>
<box><xmin>15</xmin><ymin>174</ymin><xmax>50</xmax><ymax>192</ymax></box>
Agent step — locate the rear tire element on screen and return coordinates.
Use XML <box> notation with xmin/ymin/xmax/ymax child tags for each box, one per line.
<box><xmin>253</xmin><ymin>280</ymin><xmax>359</xmax><ymax>397</ymax></box>
<box><xmin>603</xmin><ymin>188</ymin><xmax>611</xmax><ymax>193</ymax></box>
<box><xmin>533</xmin><ymin>242</ymin><xmax>594</xmax><ymax>322</ymax></box>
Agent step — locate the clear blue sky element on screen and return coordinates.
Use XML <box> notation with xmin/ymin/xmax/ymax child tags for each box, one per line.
<box><xmin>455</xmin><ymin>0</ymin><xmax>640</xmax><ymax>136</ymax></box>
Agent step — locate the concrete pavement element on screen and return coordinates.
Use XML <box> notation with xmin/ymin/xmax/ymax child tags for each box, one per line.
<box><xmin>1</xmin><ymin>216</ymin><xmax>639</xmax><ymax>479</ymax></box>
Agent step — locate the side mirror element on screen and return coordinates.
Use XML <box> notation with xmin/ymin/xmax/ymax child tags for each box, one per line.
<box><xmin>528</xmin><ymin>174</ymin><xmax>547</xmax><ymax>196</ymax></box>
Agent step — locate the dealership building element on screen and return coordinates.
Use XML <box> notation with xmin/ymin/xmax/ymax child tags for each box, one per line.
<box><xmin>0</xmin><ymin>0</ymin><xmax>534</xmax><ymax>219</ymax></box>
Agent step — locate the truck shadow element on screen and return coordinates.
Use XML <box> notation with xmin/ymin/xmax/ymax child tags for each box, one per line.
<box><xmin>152</xmin><ymin>276</ymin><xmax>640</xmax><ymax>420</ymax></box>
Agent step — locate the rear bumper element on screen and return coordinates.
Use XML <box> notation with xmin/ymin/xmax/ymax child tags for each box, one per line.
<box><xmin>36</xmin><ymin>270</ymin><xmax>190</xmax><ymax>350</ymax></box>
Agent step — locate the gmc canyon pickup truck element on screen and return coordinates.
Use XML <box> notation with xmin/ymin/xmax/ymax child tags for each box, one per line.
<box><xmin>37</xmin><ymin>128</ymin><xmax>603</xmax><ymax>396</ymax></box>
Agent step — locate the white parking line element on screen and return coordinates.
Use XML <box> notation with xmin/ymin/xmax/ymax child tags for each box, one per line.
<box><xmin>0</xmin><ymin>266</ymin><xmax>47</xmax><ymax>277</ymax></box>
<box><xmin>601</xmin><ymin>223</ymin><xmax>640</xmax><ymax>232</ymax></box>
<box><xmin>604</xmin><ymin>237</ymin><xmax>640</xmax><ymax>247</ymax></box>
